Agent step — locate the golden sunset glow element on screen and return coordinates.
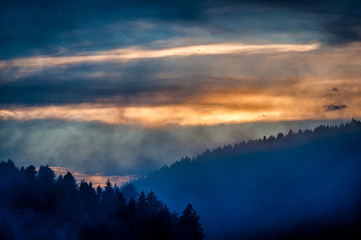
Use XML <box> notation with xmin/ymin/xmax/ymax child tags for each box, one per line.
<box><xmin>1</xmin><ymin>87</ymin><xmax>359</xmax><ymax>126</ymax></box>
<box><xmin>1</xmin><ymin>42</ymin><xmax>360</xmax><ymax>128</ymax></box>
<box><xmin>50</xmin><ymin>166</ymin><xmax>138</xmax><ymax>187</ymax></box>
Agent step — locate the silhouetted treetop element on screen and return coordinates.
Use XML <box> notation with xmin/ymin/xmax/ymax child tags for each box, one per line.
<box><xmin>37</xmin><ymin>165</ymin><xmax>55</xmax><ymax>186</ymax></box>
<box><xmin>179</xmin><ymin>203</ymin><xmax>205</xmax><ymax>240</ymax></box>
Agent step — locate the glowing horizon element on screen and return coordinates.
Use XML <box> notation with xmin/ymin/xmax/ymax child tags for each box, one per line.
<box><xmin>49</xmin><ymin>166</ymin><xmax>138</xmax><ymax>187</ymax></box>
<box><xmin>1</xmin><ymin>91</ymin><xmax>358</xmax><ymax>127</ymax></box>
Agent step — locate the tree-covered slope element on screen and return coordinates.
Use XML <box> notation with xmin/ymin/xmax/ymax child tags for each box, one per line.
<box><xmin>134</xmin><ymin>119</ymin><xmax>361</xmax><ymax>239</ymax></box>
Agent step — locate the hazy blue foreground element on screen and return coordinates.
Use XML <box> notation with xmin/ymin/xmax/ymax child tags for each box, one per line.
<box><xmin>1</xmin><ymin>119</ymin><xmax>361</xmax><ymax>239</ymax></box>
<box><xmin>135</xmin><ymin>119</ymin><xmax>361</xmax><ymax>239</ymax></box>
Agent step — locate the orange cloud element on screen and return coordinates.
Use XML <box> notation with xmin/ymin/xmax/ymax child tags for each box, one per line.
<box><xmin>1</xmin><ymin>85</ymin><xmax>359</xmax><ymax>127</ymax></box>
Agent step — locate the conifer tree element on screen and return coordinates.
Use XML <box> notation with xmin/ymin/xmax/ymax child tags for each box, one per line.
<box><xmin>179</xmin><ymin>203</ymin><xmax>205</xmax><ymax>240</ymax></box>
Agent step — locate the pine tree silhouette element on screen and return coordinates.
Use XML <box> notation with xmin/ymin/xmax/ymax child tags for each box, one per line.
<box><xmin>179</xmin><ymin>203</ymin><xmax>205</xmax><ymax>240</ymax></box>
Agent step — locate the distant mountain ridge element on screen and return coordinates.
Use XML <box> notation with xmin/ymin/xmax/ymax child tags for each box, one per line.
<box><xmin>134</xmin><ymin>119</ymin><xmax>361</xmax><ymax>239</ymax></box>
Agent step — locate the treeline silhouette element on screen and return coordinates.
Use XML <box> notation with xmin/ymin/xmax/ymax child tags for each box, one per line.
<box><xmin>0</xmin><ymin>161</ymin><xmax>204</xmax><ymax>240</ymax></box>
<box><xmin>135</xmin><ymin>119</ymin><xmax>361</xmax><ymax>239</ymax></box>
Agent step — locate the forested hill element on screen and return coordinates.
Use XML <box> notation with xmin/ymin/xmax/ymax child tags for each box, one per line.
<box><xmin>0</xmin><ymin>161</ymin><xmax>204</xmax><ymax>240</ymax></box>
<box><xmin>134</xmin><ymin>119</ymin><xmax>361</xmax><ymax>239</ymax></box>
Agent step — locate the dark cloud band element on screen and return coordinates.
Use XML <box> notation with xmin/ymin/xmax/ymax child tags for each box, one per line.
<box><xmin>0</xmin><ymin>0</ymin><xmax>360</xmax><ymax>59</ymax></box>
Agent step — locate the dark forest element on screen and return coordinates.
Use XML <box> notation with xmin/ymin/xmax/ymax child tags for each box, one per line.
<box><xmin>0</xmin><ymin>161</ymin><xmax>204</xmax><ymax>240</ymax></box>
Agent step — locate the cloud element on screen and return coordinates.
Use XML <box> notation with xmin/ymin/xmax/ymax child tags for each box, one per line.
<box><xmin>325</xmin><ymin>104</ymin><xmax>347</xmax><ymax>112</ymax></box>
<box><xmin>0</xmin><ymin>42</ymin><xmax>319</xmax><ymax>72</ymax></box>
<box><xmin>324</xmin><ymin>15</ymin><xmax>361</xmax><ymax>44</ymax></box>
<box><xmin>0</xmin><ymin>87</ymin><xmax>359</xmax><ymax>126</ymax></box>
<box><xmin>1</xmin><ymin>42</ymin><xmax>361</xmax><ymax>125</ymax></box>
<box><xmin>0</xmin><ymin>0</ymin><xmax>360</xmax><ymax>59</ymax></box>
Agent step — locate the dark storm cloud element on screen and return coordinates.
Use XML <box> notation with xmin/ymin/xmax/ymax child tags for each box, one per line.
<box><xmin>0</xmin><ymin>0</ymin><xmax>204</xmax><ymax>59</ymax></box>
<box><xmin>0</xmin><ymin>79</ymin><xmax>121</xmax><ymax>105</ymax></box>
<box><xmin>325</xmin><ymin>104</ymin><xmax>347</xmax><ymax>112</ymax></box>
<box><xmin>0</xmin><ymin>78</ymin><xmax>194</xmax><ymax>106</ymax></box>
<box><xmin>0</xmin><ymin>0</ymin><xmax>360</xmax><ymax>59</ymax></box>
<box><xmin>0</xmin><ymin>57</ymin><xmax>210</xmax><ymax>106</ymax></box>
<box><xmin>213</xmin><ymin>0</ymin><xmax>361</xmax><ymax>44</ymax></box>
<box><xmin>324</xmin><ymin>18</ymin><xmax>361</xmax><ymax>44</ymax></box>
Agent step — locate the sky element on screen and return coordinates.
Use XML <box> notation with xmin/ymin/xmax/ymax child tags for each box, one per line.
<box><xmin>1</xmin><ymin>0</ymin><xmax>360</xmax><ymax>180</ymax></box>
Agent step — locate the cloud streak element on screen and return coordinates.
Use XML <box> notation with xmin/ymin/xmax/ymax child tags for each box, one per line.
<box><xmin>0</xmin><ymin>89</ymin><xmax>358</xmax><ymax>126</ymax></box>
<box><xmin>0</xmin><ymin>42</ymin><xmax>319</xmax><ymax>73</ymax></box>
